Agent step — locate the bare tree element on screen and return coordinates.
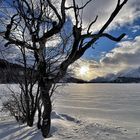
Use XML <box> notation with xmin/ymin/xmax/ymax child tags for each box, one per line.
<box><xmin>0</xmin><ymin>0</ymin><xmax>128</xmax><ymax>137</ymax></box>
<box><xmin>0</xmin><ymin>48</ymin><xmax>40</xmax><ymax>126</ymax></box>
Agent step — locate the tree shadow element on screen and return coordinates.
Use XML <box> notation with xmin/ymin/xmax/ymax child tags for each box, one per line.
<box><xmin>0</xmin><ymin>121</ymin><xmax>27</xmax><ymax>139</ymax></box>
<box><xmin>0</xmin><ymin>120</ymin><xmax>58</xmax><ymax>140</ymax></box>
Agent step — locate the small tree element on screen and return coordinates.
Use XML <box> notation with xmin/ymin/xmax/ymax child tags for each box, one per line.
<box><xmin>0</xmin><ymin>0</ymin><xmax>128</xmax><ymax>137</ymax></box>
<box><xmin>0</xmin><ymin>49</ymin><xmax>40</xmax><ymax>126</ymax></box>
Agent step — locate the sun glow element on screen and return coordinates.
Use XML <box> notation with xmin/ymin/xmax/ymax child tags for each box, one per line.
<box><xmin>79</xmin><ymin>66</ymin><xmax>89</xmax><ymax>76</ymax></box>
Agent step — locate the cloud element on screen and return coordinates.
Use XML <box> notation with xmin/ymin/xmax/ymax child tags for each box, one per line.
<box><xmin>66</xmin><ymin>0</ymin><xmax>140</xmax><ymax>79</ymax></box>
<box><xmin>94</xmin><ymin>36</ymin><xmax>140</xmax><ymax>75</ymax></box>
<box><xmin>73</xmin><ymin>36</ymin><xmax>140</xmax><ymax>80</ymax></box>
<box><xmin>71</xmin><ymin>58</ymin><xmax>101</xmax><ymax>80</ymax></box>
<box><xmin>101</xmin><ymin>36</ymin><xmax>140</xmax><ymax>67</ymax></box>
<box><xmin>130</xmin><ymin>25</ymin><xmax>140</xmax><ymax>33</ymax></box>
<box><xmin>109</xmin><ymin>0</ymin><xmax>140</xmax><ymax>30</ymax></box>
<box><xmin>67</xmin><ymin>0</ymin><xmax>140</xmax><ymax>32</ymax></box>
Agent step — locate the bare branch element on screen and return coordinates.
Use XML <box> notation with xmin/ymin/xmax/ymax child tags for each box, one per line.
<box><xmin>66</xmin><ymin>0</ymin><xmax>92</xmax><ymax>10</ymax></box>
<box><xmin>87</xmin><ymin>15</ymin><xmax>98</xmax><ymax>34</ymax></box>
<box><xmin>81</xmin><ymin>32</ymin><xmax>126</xmax><ymax>42</ymax></box>
<box><xmin>117</xmin><ymin>0</ymin><xmax>121</xmax><ymax>6</ymax></box>
<box><xmin>99</xmin><ymin>0</ymin><xmax>128</xmax><ymax>34</ymax></box>
<box><xmin>79</xmin><ymin>0</ymin><xmax>128</xmax><ymax>53</ymax></box>
<box><xmin>37</xmin><ymin>0</ymin><xmax>66</xmax><ymax>42</ymax></box>
<box><xmin>47</xmin><ymin>0</ymin><xmax>62</xmax><ymax>22</ymax></box>
<box><xmin>61</xmin><ymin>0</ymin><xmax>66</xmax><ymax>23</ymax></box>
<box><xmin>72</xmin><ymin>0</ymin><xmax>79</xmax><ymax>26</ymax></box>
<box><xmin>101</xmin><ymin>33</ymin><xmax>126</xmax><ymax>42</ymax></box>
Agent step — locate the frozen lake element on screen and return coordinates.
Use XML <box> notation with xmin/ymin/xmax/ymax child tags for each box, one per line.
<box><xmin>55</xmin><ymin>84</ymin><xmax>140</xmax><ymax>129</ymax></box>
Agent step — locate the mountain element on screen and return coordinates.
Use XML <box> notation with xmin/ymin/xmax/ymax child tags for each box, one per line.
<box><xmin>62</xmin><ymin>76</ymin><xmax>87</xmax><ymax>83</ymax></box>
<box><xmin>90</xmin><ymin>67</ymin><xmax>140</xmax><ymax>83</ymax></box>
<box><xmin>117</xmin><ymin>67</ymin><xmax>140</xmax><ymax>78</ymax></box>
<box><xmin>90</xmin><ymin>73</ymin><xmax>116</xmax><ymax>83</ymax></box>
<box><xmin>0</xmin><ymin>59</ymin><xmax>25</xmax><ymax>83</ymax></box>
<box><xmin>113</xmin><ymin>77</ymin><xmax>140</xmax><ymax>83</ymax></box>
<box><xmin>0</xmin><ymin>59</ymin><xmax>86</xmax><ymax>83</ymax></box>
<box><xmin>60</xmin><ymin>74</ymin><xmax>87</xmax><ymax>83</ymax></box>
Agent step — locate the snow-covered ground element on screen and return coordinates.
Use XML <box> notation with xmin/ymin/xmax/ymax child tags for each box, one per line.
<box><xmin>0</xmin><ymin>84</ymin><xmax>140</xmax><ymax>140</ymax></box>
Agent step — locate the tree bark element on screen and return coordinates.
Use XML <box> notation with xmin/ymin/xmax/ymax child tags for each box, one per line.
<box><xmin>37</xmin><ymin>59</ymin><xmax>52</xmax><ymax>137</ymax></box>
<box><xmin>37</xmin><ymin>103</ymin><xmax>42</xmax><ymax>129</ymax></box>
<box><xmin>26</xmin><ymin>116</ymin><xmax>34</xmax><ymax>127</ymax></box>
<box><xmin>40</xmin><ymin>83</ymin><xmax>52</xmax><ymax>138</ymax></box>
<box><xmin>26</xmin><ymin>109</ymin><xmax>35</xmax><ymax>127</ymax></box>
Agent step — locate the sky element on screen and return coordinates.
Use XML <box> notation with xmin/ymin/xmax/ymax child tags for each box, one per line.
<box><xmin>72</xmin><ymin>0</ymin><xmax>140</xmax><ymax>80</ymax></box>
<box><xmin>0</xmin><ymin>0</ymin><xmax>140</xmax><ymax>81</ymax></box>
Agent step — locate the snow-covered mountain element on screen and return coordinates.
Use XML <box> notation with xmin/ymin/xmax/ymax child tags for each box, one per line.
<box><xmin>117</xmin><ymin>67</ymin><xmax>140</xmax><ymax>78</ymax></box>
<box><xmin>90</xmin><ymin>67</ymin><xmax>140</xmax><ymax>83</ymax></box>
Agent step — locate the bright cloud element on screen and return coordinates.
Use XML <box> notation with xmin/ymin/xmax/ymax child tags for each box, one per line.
<box><xmin>73</xmin><ymin>36</ymin><xmax>140</xmax><ymax>80</ymax></box>
<box><xmin>101</xmin><ymin>36</ymin><xmax>140</xmax><ymax>67</ymax></box>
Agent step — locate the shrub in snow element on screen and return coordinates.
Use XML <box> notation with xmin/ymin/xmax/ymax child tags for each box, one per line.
<box><xmin>1</xmin><ymin>96</ymin><xmax>26</xmax><ymax>123</ymax></box>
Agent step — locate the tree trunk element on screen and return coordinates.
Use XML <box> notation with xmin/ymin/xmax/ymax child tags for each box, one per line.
<box><xmin>40</xmin><ymin>84</ymin><xmax>52</xmax><ymax>138</ymax></box>
<box><xmin>25</xmin><ymin>95</ymin><xmax>35</xmax><ymax>127</ymax></box>
<box><xmin>27</xmin><ymin>117</ymin><xmax>34</xmax><ymax>127</ymax></box>
<box><xmin>26</xmin><ymin>111</ymin><xmax>35</xmax><ymax>127</ymax></box>
<box><xmin>37</xmin><ymin>47</ymin><xmax>52</xmax><ymax>137</ymax></box>
<box><xmin>37</xmin><ymin>102</ymin><xmax>42</xmax><ymax>129</ymax></box>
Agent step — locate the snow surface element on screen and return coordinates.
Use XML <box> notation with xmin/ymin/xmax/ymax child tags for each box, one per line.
<box><xmin>0</xmin><ymin>84</ymin><xmax>140</xmax><ymax>140</ymax></box>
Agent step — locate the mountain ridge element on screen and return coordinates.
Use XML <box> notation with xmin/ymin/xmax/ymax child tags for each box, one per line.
<box><xmin>90</xmin><ymin>67</ymin><xmax>140</xmax><ymax>83</ymax></box>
